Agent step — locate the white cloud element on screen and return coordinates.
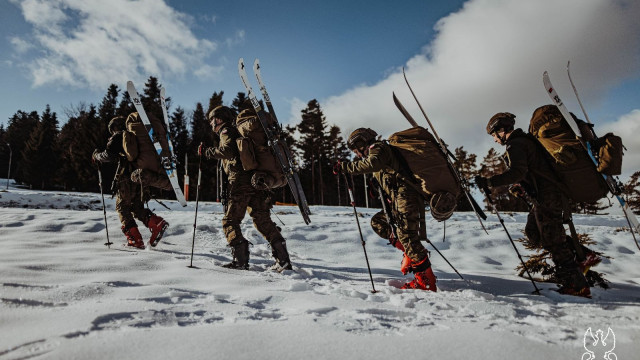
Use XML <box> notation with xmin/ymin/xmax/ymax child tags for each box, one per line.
<box><xmin>12</xmin><ymin>0</ymin><xmax>217</xmax><ymax>90</ymax></box>
<box><xmin>10</xmin><ymin>36</ymin><xmax>34</xmax><ymax>53</ymax></box>
<box><xmin>312</xmin><ymin>0</ymin><xmax>640</xmax><ymax>175</ymax></box>
<box><xmin>601</xmin><ymin>109</ymin><xmax>640</xmax><ymax>178</ymax></box>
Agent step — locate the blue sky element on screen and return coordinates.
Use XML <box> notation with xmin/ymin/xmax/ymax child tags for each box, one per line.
<box><xmin>1</xmin><ymin>0</ymin><xmax>639</xmax><ymax>177</ymax></box>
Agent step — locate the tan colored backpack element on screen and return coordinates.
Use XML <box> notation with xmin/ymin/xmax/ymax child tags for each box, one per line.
<box><xmin>388</xmin><ymin>127</ymin><xmax>460</xmax><ymax>199</ymax></box>
<box><xmin>528</xmin><ymin>105</ymin><xmax>610</xmax><ymax>203</ymax></box>
<box><xmin>122</xmin><ymin>112</ymin><xmax>169</xmax><ymax>175</ymax></box>
<box><xmin>235</xmin><ymin>109</ymin><xmax>287</xmax><ymax>189</ymax></box>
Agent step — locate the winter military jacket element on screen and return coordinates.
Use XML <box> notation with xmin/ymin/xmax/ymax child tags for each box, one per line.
<box><xmin>341</xmin><ymin>141</ymin><xmax>415</xmax><ymax>199</ymax></box>
<box><xmin>488</xmin><ymin>128</ymin><xmax>561</xmax><ymax>197</ymax></box>
<box><xmin>204</xmin><ymin>124</ymin><xmax>245</xmax><ymax>182</ymax></box>
<box><xmin>94</xmin><ymin>131</ymin><xmax>125</xmax><ymax>164</ymax></box>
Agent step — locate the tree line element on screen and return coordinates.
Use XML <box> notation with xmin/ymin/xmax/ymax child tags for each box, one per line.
<box><xmin>0</xmin><ymin>76</ymin><xmax>638</xmax><ymax>214</ymax></box>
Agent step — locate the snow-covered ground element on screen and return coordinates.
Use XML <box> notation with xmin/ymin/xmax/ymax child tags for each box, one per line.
<box><xmin>1</xmin><ymin>181</ymin><xmax>639</xmax><ymax>360</ymax></box>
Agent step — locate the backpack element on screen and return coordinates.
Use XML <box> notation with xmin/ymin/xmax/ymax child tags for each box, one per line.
<box><xmin>387</xmin><ymin>126</ymin><xmax>461</xmax><ymax>200</ymax></box>
<box><xmin>528</xmin><ymin>105</ymin><xmax>621</xmax><ymax>203</ymax></box>
<box><xmin>234</xmin><ymin>109</ymin><xmax>287</xmax><ymax>189</ymax></box>
<box><xmin>122</xmin><ymin>112</ymin><xmax>169</xmax><ymax>175</ymax></box>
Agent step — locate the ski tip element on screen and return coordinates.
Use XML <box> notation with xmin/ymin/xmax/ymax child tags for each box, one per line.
<box><xmin>238</xmin><ymin>58</ymin><xmax>245</xmax><ymax>68</ymax></box>
<box><xmin>254</xmin><ymin>58</ymin><xmax>260</xmax><ymax>66</ymax></box>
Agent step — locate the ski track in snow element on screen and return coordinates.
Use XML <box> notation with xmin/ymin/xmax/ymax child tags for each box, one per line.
<box><xmin>1</xmin><ymin>185</ymin><xmax>639</xmax><ymax>359</ymax></box>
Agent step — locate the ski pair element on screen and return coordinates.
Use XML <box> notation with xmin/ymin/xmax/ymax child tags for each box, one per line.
<box><xmin>393</xmin><ymin>68</ymin><xmax>488</xmax><ymax>233</ymax></box>
<box><xmin>238</xmin><ymin>58</ymin><xmax>312</xmax><ymax>225</ymax></box>
<box><xmin>543</xmin><ymin>69</ymin><xmax>640</xmax><ymax>249</ymax></box>
<box><xmin>126</xmin><ymin>81</ymin><xmax>187</xmax><ymax>207</ymax></box>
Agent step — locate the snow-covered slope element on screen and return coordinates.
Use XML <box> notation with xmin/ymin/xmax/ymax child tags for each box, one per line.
<box><xmin>1</xmin><ymin>183</ymin><xmax>639</xmax><ymax>360</ymax></box>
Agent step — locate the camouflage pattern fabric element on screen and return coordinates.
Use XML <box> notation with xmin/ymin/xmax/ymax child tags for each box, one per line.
<box><xmin>115</xmin><ymin>176</ymin><xmax>152</xmax><ymax>230</ymax></box>
<box><xmin>222</xmin><ymin>173</ymin><xmax>283</xmax><ymax>247</ymax></box>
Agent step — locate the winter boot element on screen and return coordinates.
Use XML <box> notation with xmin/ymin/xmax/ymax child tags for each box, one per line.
<box><xmin>146</xmin><ymin>214</ymin><xmax>169</xmax><ymax>247</ymax></box>
<box><xmin>401</xmin><ymin>267</ymin><xmax>438</xmax><ymax>292</ymax></box>
<box><xmin>223</xmin><ymin>240</ymin><xmax>250</xmax><ymax>270</ymax></box>
<box><xmin>269</xmin><ymin>238</ymin><xmax>293</xmax><ymax>272</ymax></box>
<box><xmin>400</xmin><ymin>253</ymin><xmax>430</xmax><ymax>276</ymax></box>
<box><xmin>123</xmin><ymin>226</ymin><xmax>145</xmax><ymax>249</ymax></box>
<box><xmin>556</xmin><ymin>266</ymin><xmax>591</xmax><ymax>298</ymax></box>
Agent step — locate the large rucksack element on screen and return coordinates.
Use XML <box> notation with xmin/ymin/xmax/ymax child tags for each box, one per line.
<box><xmin>388</xmin><ymin>127</ymin><xmax>461</xmax><ymax>220</ymax></box>
<box><xmin>235</xmin><ymin>109</ymin><xmax>287</xmax><ymax>190</ymax></box>
<box><xmin>528</xmin><ymin>104</ymin><xmax>623</xmax><ymax>203</ymax></box>
<box><xmin>122</xmin><ymin>112</ymin><xmax>171</xmax><ymax>190</ymax></box>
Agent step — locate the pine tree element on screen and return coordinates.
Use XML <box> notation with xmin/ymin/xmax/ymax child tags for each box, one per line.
<box><xmin>207</xmin><ymin>91</ymin><xmax>225</xmax><ymax>115</ymax></box>
<box><xmin>21</xmin><ymin>106</ymin><xmax>59</xmax><ymax>189</ymax></box>
<box><xmin>142</xmin><ymin>76</ymin><xmax>163</xmax><ymax>122</ymax></box>
<box><xmin>170</xmin><ymin>106</ymin><xmax>189</xmax><ymax>193</ymax></box>
<box><xmin>623</xmin><ymin>170</ymin><xmax>640</xmax><ymax>214</ymax></box>
<box><xmin>5</xmin><ymin>110</ymin><xmax>40</xmax><ymax>184</ymax></box>
<box><xmin>57</xmin><ymin>106</ymin><xmax>103</xmax><ymax>191</ymax></box>
<box><xmin>297</xmin><ymin>100</ymin><xmax>329</xmax><ymax>205</ymax></box>
<box><xmin>0</xmin><ymin>125</ymin><xmax>8</xmax><ymax>184</ymax></box>
<box><xmin>453</xmin><ymin>146</ymin><xmax>478</xmax><ymax>211</ymax></box>
<box><xmin>231</xmin><ymin>92</ymin><xmax>251</xmax><ymax>113</ymax></box>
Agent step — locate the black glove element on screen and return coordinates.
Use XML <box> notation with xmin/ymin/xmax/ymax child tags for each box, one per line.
<box><xmin>474</xmin><ymin>175</ymin><xmax>491</xmax><ymax>194</ymax></box>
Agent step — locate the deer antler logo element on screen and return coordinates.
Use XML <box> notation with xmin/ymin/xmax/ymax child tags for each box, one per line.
<box><xmin>583</xmin><ymin>327</ymin><xmax>616</xmax><ymax>360</ymax></box>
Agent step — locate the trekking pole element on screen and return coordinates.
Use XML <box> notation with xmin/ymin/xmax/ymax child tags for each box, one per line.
<box><xmin>97</xmin><ymin>163</ymin><xmax>112</xmax><ymax>248</ymax></box>
<box><xmin>424</xmin><ymin>237</ymin><xmax>464</xmax><ymax>280</ymax></box>
<box><xmin>342</xmin><ymin>171</ymin><xmax>377</xmax><ymax>293</ymax></box>
<box><xmin>189</xmin><ymin>144</ymin><xmax>204</xmax><ymax>269</ymax></box>
<box><xmin>479</xmin><ymin>185</ymin><xmax>541</xmax><ymax>295</ymax></box>
<box><xmin>374</xmin><ymin>178</ymin><xmax>464</xmax><ymax>280</ymax></box>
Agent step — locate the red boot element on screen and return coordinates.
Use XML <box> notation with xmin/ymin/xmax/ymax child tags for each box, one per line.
<box><xmin>402</xmin><ymin>267</ymin><xmax>438</xmax><ymax>292</ymax></box>
<box><xmin>147</xmin><ymin>214</ymin><xmax>168</xmax><ymax>247</ymax></box>
<box><xmin>123</xmin><ymin>226</ymin><xmax>145</xmax><ymax>249</ymax></box>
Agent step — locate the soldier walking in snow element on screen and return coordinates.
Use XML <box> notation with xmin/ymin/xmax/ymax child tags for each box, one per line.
<box><xmin>200</xmin><ymin>106</ymin><xmax>292</xmax><ymax>271</ymax></box>
<box><xmin>92</xmin><ymin>116</ymin><xmax>169</xmax><ymax>249</ymax></box>
<box><xmin>474</xmin><ymin>112</ymin><xmax>599</xmax><ymax>298</ymax></box>
<box><xmin>337</xmin><ymin>128</ymin><xmax>438</xmax><ymax>291</ymax></box>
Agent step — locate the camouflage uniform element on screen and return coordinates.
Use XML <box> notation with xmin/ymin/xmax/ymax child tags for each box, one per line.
<box><xmin>487</xmin><ymin>128</ymin><xmax>588</xmax><ymax>289</ymax></box>
<box><xmin>341</xmin><ymin>141</ymin><xmax>429</xmax><ymax>264</ymax></box>
<box><xmin>93</xmin><ymin>130</ymin><xmax>152</xmax><ymax>230</ymax></box>
<box><xmin>204</xmin><ymin>123</ymin><xmax>291</xmax><ymax>269</ymax></box>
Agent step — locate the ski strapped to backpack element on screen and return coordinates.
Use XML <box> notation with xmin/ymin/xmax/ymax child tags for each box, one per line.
<box><xmin>394</xmin><ymin>68</ymin><xmax>488</xmax><ymax>233</ymax></box>
<box><xmin>126</xmin><ymin>81</ymin><xmax>187</xmax><ymax>207</ymax></box>
<box><xmin>237</xmin><ymin>58</ymin><xmax>311</xmax><ymax>224</ymax></box>
<box><xmin>543</xmin><ymin>70</ymin><xmax>640</xmax><ymax>248</ymax></box>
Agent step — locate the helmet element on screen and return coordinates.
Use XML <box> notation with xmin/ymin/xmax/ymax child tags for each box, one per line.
<box><xmin>207</xmin><ymin>105</ymin><xmax>234</xmax><ymax>124</ymax></box>
<box><xmin>486</xmin><ymin>112</ymin><xmax>516</xmax><ymax>134</ymax></box>
<box><xmin>108</xmin><ymin>116</ymin><xmax>125</xmax><ymax>134</ymax></box>
<box><xmin>347</xmin><ymin>128</ymin><xmax>378</xmax><ymax>150</ymax></box>
<box><xmin>430</xmin><ymin>191</ymin><xmax>457</xmax><ymax>221</ymax></box>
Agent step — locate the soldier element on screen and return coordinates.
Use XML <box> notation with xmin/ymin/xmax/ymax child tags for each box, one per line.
<box><xmin>201</xmin><ymin>106</ymin><xmax>292</xmax><ymax>271</ymax></box>
<box><xmin>338</xmin><ymin>128</ymin><xmax>437</xmax><ymax>291</ymax></box>
<box><xmin>474</xmin><ymin>112</ymin><xmax>593</xmax><ymax>298</ymax></box>
<box><xmin>92</xmin><ymin>116</ymin><xmax>168</xmax><ymax>249</ymax></box>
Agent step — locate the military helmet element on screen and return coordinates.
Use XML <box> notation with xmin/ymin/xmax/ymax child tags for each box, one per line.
<box><xmin>486</xmin><ymin>112</ymin><xmax>516</xmax><ymax>134</ymax></box>
<box><xmin>108</xmin><ymin>116</ymin><xmax>126</xmax><ymax>134</ymax></box>
<box><xmin>347</xmin><ymin>128</ymin><xmax>378</xmax><ymax>150</ymax></box>
<box><xmin>430</xmin><ymin>191</ymin><xmax>457</xmax><ymax>222</ymax></box>
<box><xmin>207</xmin><ymin>105</ymin><xmax>234</xmax><ymax>124</ymax></box>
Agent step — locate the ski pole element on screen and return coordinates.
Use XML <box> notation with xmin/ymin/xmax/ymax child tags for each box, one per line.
<box><xmin>189</xmin><ymin>144</ymin><xmax>204</xmax><ymax>268</ymax></box>
<box><xmin>97</xmin><ymin>163</ymin><xmax>112</xmax><ymax>248</ymax></box>
<box><xmin>479</xmin><ymin>185</ymin><xmax>540</xmax><ymax>295</ymax></box>
<box><xmin>342</xmin><ymin>171</ymin><xmax>377</xmax><ymax>293</ymax></box>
